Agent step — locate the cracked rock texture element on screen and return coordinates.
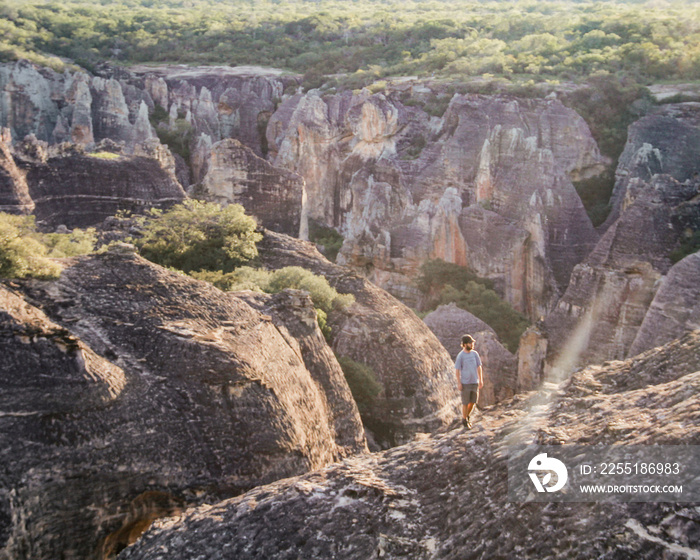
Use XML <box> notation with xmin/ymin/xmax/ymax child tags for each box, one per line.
<box><xmin>0</xmin><ymin>250</ymin><xmax>366</xmax><ymax>560</ymax></box>
<box><xmin>119</xmin><ymin>330</ymin><xmax>700</xmax><ymax>560</ymax></box>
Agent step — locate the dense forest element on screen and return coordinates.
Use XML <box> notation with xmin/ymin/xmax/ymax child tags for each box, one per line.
<box><xmin>1</xmin><ymin>0</ymin><xmax>698</xmax><ymax>85</ymax></box>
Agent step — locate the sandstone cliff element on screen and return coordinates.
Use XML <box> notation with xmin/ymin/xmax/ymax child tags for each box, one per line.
<box><xmin>1</xmin><ymin>248</ymin><xmax>366</xmax><ymax>560</ymax></box>
<box><xmin>267</xmin><ymin>89</ymin><xmax>604</xmax><ymax>319</ymax></box>
<box><xmin>629</xmin><ymin>251</ymin><xmax>700</xmax><ymax>356</ymax></box>
<box><xmin>118</xmin><ymin>330</ymin><xmax>700</xmax><ymax>560</ymax></box>
<box><xmin>257</xmin><ymin>230</ymin><xmax>459</xmax><ymax>448</ymax></box>
<box><xmin>197</xmin><ymin>138</ymin><xmax>305</xmax><ymax>237</ymax></box>
<box><xmin>14</xmin><ymin>141</ymin><xmax>186</xmax><ymax>230</ymax></box>
<box><xmin>0</xmin><ymin>128</ymin><xmax>33</xmax><ymax>214</ymax></box>
<box><xmin>541</xmin><ymin>104</ymin><xmax>700</xmax><ymax>370</ymax></box>
<box><xmin>422</xmin><ymin>302</ymin><xmax>517</xmax><ymax>405</ymax></box>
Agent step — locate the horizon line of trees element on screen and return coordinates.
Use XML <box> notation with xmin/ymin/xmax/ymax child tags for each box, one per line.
<box><xmin>0</xmin><ymin>0</ymin><xmax>698</xmax><ymax>85</ymax></box>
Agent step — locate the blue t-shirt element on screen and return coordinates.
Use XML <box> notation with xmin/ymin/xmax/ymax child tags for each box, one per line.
<box><xmin>455</xmin><ymin>350</ymin><xmax>482</xmax><ymax>384</ymax></box>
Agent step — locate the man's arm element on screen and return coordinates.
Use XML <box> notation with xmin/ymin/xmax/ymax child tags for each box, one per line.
<box><xmin>455</xmin><ymin>367</ymin><xmax>462</xmax><ymax>390</ymax></box>
<box><xmin>477</xmin><ymin>365</ymin><xmax>483</xmax><ymax>389</ymax></box>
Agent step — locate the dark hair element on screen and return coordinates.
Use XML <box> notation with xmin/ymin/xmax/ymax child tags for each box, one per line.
<box><xmin>462</xmin><ymin>335</ymin><xmax>475</xmax><ymax>345</ymax></box>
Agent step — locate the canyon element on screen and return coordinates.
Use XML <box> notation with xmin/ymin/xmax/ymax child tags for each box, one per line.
<box><xmin>1</xmin><ymin>59</ymin><xmax>699</xmax><ymax>559</ymax></box>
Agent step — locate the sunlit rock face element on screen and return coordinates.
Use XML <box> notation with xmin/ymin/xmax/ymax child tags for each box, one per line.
<box><xmin>267</xmin><ymin>90</ymin><xmax>603</xmax><ymax>319</ymax></box>
<box><xmin>0</xmin><ymin>127</ymin><xmax>33</xmax><ymax>213</ymax></box>
<box><xmin>1</xmin><ymin>250</ymin><xmax>366</xmax><ymax>560</ymax></box>
<box><xmin>543</xmin><ymin>105</ymin><xmax>700</xmax><ymax>370</ymax></box>
<box><xmin>256</xmin><ymin>230</ymin><xmax>459</xmax><ymax>449</ymax></box>
<box><xmin>630</xmin><ymin>251</ymin><xmax>700</xmax><ymax>356</ymax></box>
<box><xmin>198</xmin><ymin>138</ymin><xmax>305</xmax><ymax>237</ymax></box>
<box><xmin>118</xmin><ymin>330</ymin><xmax>700</xmax><ymax>560</ymax></box>
<box><xmin>422</xmin><ymin>302</ymin><xmax>517</xmax><ymax>406</ymax></box>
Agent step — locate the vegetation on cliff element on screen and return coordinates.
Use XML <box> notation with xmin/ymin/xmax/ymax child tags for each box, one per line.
<box><xmin>336</xmin><ymin>355</ymin><xmax>383</xmax><ymax>413</ymax></box>
<box><xmin>0</xmin><ymin>213</ymin><xmax>96</xmax><ymax>279</ymax></box>
<box><xmin>191</xmin><ymin>266</ymin><xmax>354</xmax><ymax>340</ymax></box>
<box><xmin>416</xmin><ymin>259</ymin><xmax>529</xmax><ymax>352</ymax></box>
<box><xmin>129</xmin><ymin>202</ymin><xmax>353</xmax><ymax>339</ymax></box>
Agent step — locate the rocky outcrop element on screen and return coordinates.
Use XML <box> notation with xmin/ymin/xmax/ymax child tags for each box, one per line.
<box><xmin>543</xmin><ymin>105</ymin><xmax>700</xmax><ymax>369</ymax></box>
<box><xmin>118</xmin><ymin>330</ymin><xmax>700</xmax><ymax>560</ymax></box>
<box><xmin>629</xmin><ymin>252</ymin><xmax>700</xmax><ymax>356</ymax></box>
<box><xmin>0</xmin><ymin>61</ymin><xmax>156</xmax><ymax>150</ymax></box>
<box><xmin>257</xmin><ymin>230</ymin><xmax>459</xmax><ymax>448</ymax></box>
<box><xmin>198</xmin><ymin>139</ymin><xmax>305</xmax><ymax>236</ymax></box>
<box><xmin>129</xmin><ymin>65</ymin><xmax>298</xmax><ymax>159</ymax></box>
<box><xmin>14</xmin><ymin>143</ymin><xmax>186</xmax><ymax>230</ymax></box>
<box><xmin>1</xmin><ymin>249</ymin><xmax>366</xmax><ymax>560</ymax></box>
<box><xmin>267</xmin><ymin>89</ymin><xmax>603</xmax><ymax>318</ymax></box>
<box><xmin>0</xmin><ymin>128</ymin><xmax>33</xmax><ymax>213</ymax></box>
<box><xmin>422</xmin><ymin>303</ymin><xmax>517</xmax><ymax>405</ymax></box>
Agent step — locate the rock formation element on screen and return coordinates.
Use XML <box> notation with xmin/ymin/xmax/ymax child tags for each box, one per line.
<box><xmin>267</xmin><ymin>89</ymin><xmax>604</xmax><ymax>318</ymax></box>
<box><xmin>198</xmin><ymin>139</ymin><xmax>305</xmax><ymax>237</ymax></box>
<box><xmin>118</xmin><ymin>330</ymin><xmax>700</xmax><ymax>560</ymax></box>
<box><xmin>131</xmin><ymin>65</ymin><xmax>297</xmax><ymax>159</ymax></box>
<box><xmin>256</xmin><ymin>230</ymin><xmax>459</xmax><ymax>448</ymax></box>
<box><xmin>542</xmin><ymin>104</ymin><xmax>700</xmax><ymax>369</ymax></box>
<box><xmin>15</xmin><ymin>142</ymin><xmax>187</xmax><ymax>230</ymax></box>
<box><xmin>422</xmin><ymin>302</ymin><xmax>517</xmax><ymax>405</ymax></box>
<box><xmin>1</xmin><ymin>248</ymin><xmax>366</xmax><ymax>560</ymax></box>
<box><xmin>629</xmin><ymin>252</ymin><xmax>700</xmax><ymax>356</ymax></box>
<box><xmin>0</xmin><ymin>128</ymin><xmax>33</xmax><ymax>213</ymax></box>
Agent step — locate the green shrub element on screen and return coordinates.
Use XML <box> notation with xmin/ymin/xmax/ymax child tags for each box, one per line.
<box><xmin>416</xmin><ymin>259</ymin><xmax>528</xmax><ymax>353</ymax></box>
<box><xmin>670</xmin><ymin>230</ymin><xmax>700</xmax><ymax>264</ymax></box>
<box><xmin>336</xmin><ymin>355</ymin><xmax>383</xmax><ymax>412</ymax></box>
<box><xmin>189</xmin><ymin>265</ymin><xmax>354</xmax><ymax>340</ymax></box>
<box><xmin>134</xmin><ymin>200</ymin><xmax>262</xmax><ymax>274</ymax></box>
<box><xmin>308</xmin><ymin>220</ymin><xmax>344</xmax><ymax>263</ymax></box>
<box><xmin>0</xmin><ymin>213</ymin><xmax>95</xmax><ymax>280</ymax></box>
<box><xmin>416</xmin><ymin>259</ymin><xmax>493</xmax><ymax>297</ymax></box>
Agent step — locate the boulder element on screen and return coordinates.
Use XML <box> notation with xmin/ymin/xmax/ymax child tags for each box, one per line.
<box><xmin>1</xmin><ymin>250</ymin><xmax>366</xmax><ymax>560</ymax></box>
<box><xmin>118</xmin><ymin>331</ymin><xmax>700</xmax><ymax>560</ymax></box>
<box><xmin>15</xmin><ymin>146</ymin><xmax>186</xmax><ymax>229</ymax></box>
<box><xmin>629</xmin><ymin>251</ymin><xmax>700</xmax><ymax>356</ymax></box>
<box><xmin>256</xmin><ymin>230</ymin><xmax>459</xmax><ymax>448</ymax></box>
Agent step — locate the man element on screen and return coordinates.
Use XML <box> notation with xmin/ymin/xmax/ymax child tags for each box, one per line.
<box><xmin>455</xmin><ymin>334</ymin><xmax>483</xmax><ymax>429</ymax></box>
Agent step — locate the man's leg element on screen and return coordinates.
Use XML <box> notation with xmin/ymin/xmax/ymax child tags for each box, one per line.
<box><xmin>462</xmin><ymin>404</ymin><xmax>469</xmax><ymax>420</ymax></box>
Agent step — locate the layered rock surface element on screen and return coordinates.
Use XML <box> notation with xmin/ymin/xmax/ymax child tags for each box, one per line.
<box><xmin>198</xmin><ymin>139</ymin><xmax>305</xmax><ymax>237</ymax></box>
<box><xmin>542</xmin><ymin>104</ymin><xmax>700</xmax><ymax>370</ymax></box>
<box><xmin>15</xmin><ymin>143</ymin><xmax>186</xmax><ymax>229</ymax></box>
<box><xmin>267</xmin><ymin>89</ymin><xmax>604</xmax><ymax>318</ymax></box>
<box><xmin>119</xmin><ymin>331</ymin><xmax>700</xmax><ymax>560</ymax></box>
<box><xmin>422</xmin><ymin>302</ymin><xmax>517</xmax><ymax>405</ymax></box>
<box><xmin>257</xmin><ymin>230</ymin><xmax>459</xmax><ymax>448</ymax></box>
<box><xmin>630</xmin><ymin>252</ymin><xmax>700</xmax><ymax>355</ymax></box>
<box><xmin>0</xmin><ymin>128</ymin><xmax>33</xmax><ymax>213</ymax></box>
<box><xmin>1</xmin><ymin>249</ymin><xmax>366</xmax><ymax>560</ymax></box>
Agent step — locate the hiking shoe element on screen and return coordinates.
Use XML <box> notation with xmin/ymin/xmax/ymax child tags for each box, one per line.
<box><xmin>461</xmin><ymin>418</ymin><xmax>468</xmax><ymax>428</ymax></box>
<box><xmin>466</xmin><ymin>417</ymin><xmax>472</xmax><ymax>429</ymax></box>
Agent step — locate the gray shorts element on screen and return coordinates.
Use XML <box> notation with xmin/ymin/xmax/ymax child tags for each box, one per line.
<box><xmin>461</xmin><ymin>384</ymin><xmax>479</xmax><ymax>405</ymax></box>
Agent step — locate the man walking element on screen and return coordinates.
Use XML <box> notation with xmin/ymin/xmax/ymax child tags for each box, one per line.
<box><xmin>455</xmin><ymin>335</ymin><xmax>483</xmax><ymax>429</ymax></box>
